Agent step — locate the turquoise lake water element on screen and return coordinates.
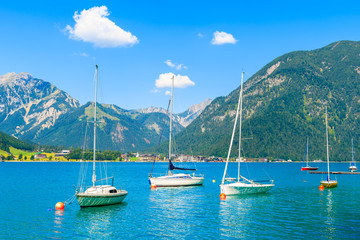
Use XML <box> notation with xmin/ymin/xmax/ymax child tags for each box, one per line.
<box><xmin>1</xmin><ymin>162</ymin><xmax>360</xmax><ymax>239</ymax></box>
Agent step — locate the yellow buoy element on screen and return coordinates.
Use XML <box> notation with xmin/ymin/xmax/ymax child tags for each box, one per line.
<box><xmin>319</xmin><ymin>185</ymin><xmax>324</xmax><ymax>191</ymax></box>
<box><xmin>55</xmin><ymin>202</ymin><xmax>65</xmax><ymax>210</ymax></box>
<box><xmin>212</xmin><ymin>179</ymin><xmax>216</xmax><ymax>183</ymax></box>
<box><xmin>220</xmin><ymin>193</ymin><xmax>226</xmax><ymax>200</ymax></box>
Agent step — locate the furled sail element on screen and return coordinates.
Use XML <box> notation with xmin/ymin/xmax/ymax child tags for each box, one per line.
<box><xmin>169</xmin><ymin>160</ymin><xmax>196</xmax><ymax>171</ymax></box>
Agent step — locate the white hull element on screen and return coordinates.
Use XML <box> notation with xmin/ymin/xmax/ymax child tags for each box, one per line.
<box><xmin>76</xmin><ymin>185</ymin><xmax>128</xmax><ymax>207</ymax></box>
<box><xmin>149</xmin><ymin>173</ymin><xmax>204</xmax><ymax>187</ymax></box>
<box><xmin>220</xmin><ymin>182</ymin><xmax>274</xmax><ymax>195</ymax></box>
<box><xmin>349</xmin><ymin>166</ymin><xmax>357</xmax><ymax>171</ymax></box>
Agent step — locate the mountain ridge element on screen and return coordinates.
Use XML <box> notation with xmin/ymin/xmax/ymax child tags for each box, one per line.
<box><xmin>169</xmin><ymin>40</ymin><xmax>360</xmax><ymax>160</ymax></box>
<box><xmin>0</xmin><ymin>72</ymin><xmax>210</xmax><ymax>151</ymax></box>
<box><xmin>136</xmin><ymin>98</ymin><xmax>212</xmax><ymax>127</ymax></box>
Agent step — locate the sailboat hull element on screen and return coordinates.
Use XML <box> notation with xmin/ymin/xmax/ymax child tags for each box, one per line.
<box><xmin>301</xmin><ymin>166</ymin><xmax>318</xmax><ymax>171</ymax></box>
<box><xmin>77</xmin><ymin>191</ymin><xmax>128</xmax><ymax>207</ymax></box>
<box><xmin>220</xmin><ymin>182</ymin><xmax>274</xmax><ymax>195</ymax></box>
<box><xmin>149</xmin><ymin>174</ymin><xmax>204</xmax><ymax>187</ymax></box>
<box><xmin>349</xmin><ymin>166</ymin><xmax>357</xmax><ymax>171</ymax></box>
<box><xmin>76</xmin><ymin>186</ymin><xmax>128</xmax><ymax>207</ymax></box>
<box><xmin>320</xmin><ymin>180</ymin><xmax>338</xmax><ymax>188</ymax></box>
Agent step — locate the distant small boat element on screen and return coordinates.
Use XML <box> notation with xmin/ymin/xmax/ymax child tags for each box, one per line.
<box><xmin>320</xmin><ymin>107</ymin><xmax>337</xmax><ymax>188</ymax></box>
<box><xmin>301</xmin><ymin>138</ymin><xmax>318</xmax><ymax>171</ymax></box>
<box><xmin>76</xmin><ymin>65</ymin><xmax>128</xmax><ymax>207</ymax></box>
<box><xmin>349</xmin><ymin>138</ymin><xmax>357</xmax><ymax>171</ymax></box>
<box><xmin>220</xmin><ymin>72</ymin><xmax>274</xmax><ymax>196</ymax></box>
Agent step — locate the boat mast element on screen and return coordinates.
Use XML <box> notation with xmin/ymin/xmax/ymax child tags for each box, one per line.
<box><xmin>351</xmin><ymin>138</ymin><xmax>354</xmax><ymax>166</ymax></box>
<box><xmin>237</xmin><ymin>72</ymin><xmax>244</xmax><ymax>182</ymax></box>
<box><xmin>221</xmin><ymin>73</ymin><xmax>242</xmax><ymax>185</ymax></box>
<box><xmin>169</xmin><ymin>75</ymin><xmax>174</xmax><ymax>171</ymax></box>
<box><xmin>325</xmin><ymin>106</ymin><xmax>330</xmax><ymax>181</ymax></box>
<box><xmin>92</xmin><ymin>65</ymin><xmax>98</xmax><ymax>187</ymax></box>
<box><xmin>306</xmin><ymin>138</ymin><xmax>309</xmax><ymax>166</ymax></box>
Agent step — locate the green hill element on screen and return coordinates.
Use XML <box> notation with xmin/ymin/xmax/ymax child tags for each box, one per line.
<box><xmin>0</xmin><ymin>131</ymin><xmax>34</xmax><ymax>153</ymax></box>
<box><xmin>170</xmin><ymin>40</ymin><xmax>360</xmax><ymax>161</ymax></box>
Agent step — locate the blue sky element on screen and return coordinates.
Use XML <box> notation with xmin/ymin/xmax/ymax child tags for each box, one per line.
<box><xmin>1</xmin><ymin>0</ymin><xmax>360</xmax><ymax>112</ymax></box>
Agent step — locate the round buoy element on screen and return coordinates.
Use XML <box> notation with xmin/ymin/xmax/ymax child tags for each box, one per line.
<box><xmin>319</xmin><ymin>185</ymin><xmax>324</xmax><ymax>191</ymax></box>
<box><xmin>220</xmin><ymin>193</ymin><xmax>226</xmax><ymax>200</ymax></box>
<box><xmin>55</xmin><ymin>202</ymin><xmax>65</xmax><ymax>210</ymax></box>
<box><xmin>150</xmin><ymin>184</ymin><xmax>157</xmax><ymax>189</ymax></box>
<box><xmin>212</xmin><ymin>179</ymin><xmax>216</xmax><ymax>183</ymax></box>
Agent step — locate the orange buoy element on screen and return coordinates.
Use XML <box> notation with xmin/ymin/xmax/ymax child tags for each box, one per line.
<box><xmin>55</xmin><ymin>202</ymin><xmax>65</xmax><ymax>210</ymax></box>
<box><xmin>220</xmin><ymin>193</ymin><xmax>226</xmax><ymax>200</ymax></box>
<box><xmin>150</xmin><ymin>184</ymin><xmax>157</xmax><ymax>189</ymax></box>
<box><xmin>319</xmin><ymin>185</ymin><xmax>324</xmax><ymax>191</ymax></box>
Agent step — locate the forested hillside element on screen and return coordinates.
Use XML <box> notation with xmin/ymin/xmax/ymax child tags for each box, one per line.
<box><xmin>170</xmin><ymin>41</ymin><xmax>360</xmax><ymax>161</ymax></box>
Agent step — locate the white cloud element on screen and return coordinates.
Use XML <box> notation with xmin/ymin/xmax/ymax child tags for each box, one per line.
<box><xmin>197</xmin><ymin>32</ymin><xmax>204</xmax><ymax>38</ymax></box>
<box><xmin>150</xmin><ymin>88</ymin><xmax>160</xmax><ymax>93</ymax></box>
<box><xmin>164</xmin><ymin>60</ymin><xmax>187</xmax><ymax>70</ymax></box>
<box><xmin>165</xmin><ymin>60</ymin><xmax>176</xmax><ymax>68</ymax></box>
<box><xmin>155</xmin><ymin>73</ymin><xmax>195</xmax><ymax>89</ymax></box>
<box><xmin>165</xmin><ymin>90</ymin><xmax>171</xmax><ymax>95</ymax></box>
<box><xmin>211</xmin><ymin>31</ymin><xmax>237</xmax><ymax>45</ymax></box>
<box><xmin>65</xmin><ymin>6</ymin><xmax>138</xmax><ymax>48</ymax></box>
<box><xmin>73</xmin><ymin>52</ymin><xmax>89</xmax><ymax>57</ymax></box>
<box><xmin>72</xmin><ymin>52</ymin><xmax>96</xmax><ymax>60</ymax></box>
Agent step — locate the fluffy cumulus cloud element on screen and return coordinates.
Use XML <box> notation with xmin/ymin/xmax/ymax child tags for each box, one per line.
<box><xmin>164</xmin><ymin>60</ymin><xmax>187</xmax><ymax>70</ymax></box>
<box><xmin>65</xmin><ymin>6</ymin><xmax>138</xmax><ymax>48</ymax></box>
<box><xmin>155</xmin><ymin>73</ymin><xmax>195</xmax><ymax>89</ymax></box>
<box><xmin>211</xmin><ymin>31</ymin><xmax>237</xmax><ymax>45</ymax></box>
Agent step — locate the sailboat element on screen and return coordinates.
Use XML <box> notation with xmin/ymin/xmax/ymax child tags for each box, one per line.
<box><xmin>349</xmin><ymin>138</ymin><xmax>357</xmax><ymax>171</ymax></box>
<box><xmin>76</xmin><ymin>65</ymin><xmax>128</xmax><ymax>207</ymax></box>
<box><xmin>148</xmin><ymin>75</ymin><xmax>204</xmax><ymax>187</ymax></box>
<box><xmin>320</xmin><ymin>106</ymin><xmax>337</xmax><ymax>188</ymax></box>
<box><xmin>220</xmin><ymin>72</ymin><xmax>274</xmax><ymax>196</ymax></box>
<box><xmin>301</xmin><ymin>138</ymin><xmax>318</xmax><ymax>171</ymax></box>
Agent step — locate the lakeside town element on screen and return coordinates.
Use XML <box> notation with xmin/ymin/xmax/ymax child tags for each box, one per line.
<box><xmin>1</xmin><ymin>149</ymin><xmax>328</xmax><ymax>163</ymax></box>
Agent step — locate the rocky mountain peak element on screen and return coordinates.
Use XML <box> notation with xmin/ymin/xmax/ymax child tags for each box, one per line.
<box><xmin>187</xmin><ymin>98</ymin><xmax>212</xmax><ymax>114</ymax></box>
<box><xmin>136</xmin><ymin>106</ymin><xmax>167</xmax><ymax>114</ymax></box>
<box><xmin>0</xmin><ymin>72</ymin><xmax>34</xmax><ymax>86</ymax></box>
<box><xmin>0</xmin><ymin>72</ymin><xmax>80</xmax><ymax>140</ymax></box>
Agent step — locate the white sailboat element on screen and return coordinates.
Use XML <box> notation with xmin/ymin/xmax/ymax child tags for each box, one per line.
<box><xmin>76</xmin><ymin>65</ymin><xmax>128</xmax><ymax>207</ymax></box>
<box><xmin>320</xmin><ymin>106</ymin><xmax>337</xmax><ymax>188</ymax></box>
<box><xmin>349</xmin><ymin>138</ymin><xmax>357</xmax><ymax>171</ymax></box>
<box><xmin>149</xmin><ymin>75</ymin><xmax>204</xmax><ymax>187</ymax></box>
<box><xmin>220</xmin><ymin>72</ymin><xmax>274</xmax><ymax>196</ymax></box>
<box><xmin>301</xmin><ymin>138</ymin><xmax>318</xmax><ymax>171</ymax></box>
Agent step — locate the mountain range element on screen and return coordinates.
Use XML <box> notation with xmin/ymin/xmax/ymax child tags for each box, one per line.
<box><xmin>170</xmin><ymin>40</ymin><xmax>360</xmax><ymax>161</ymax></box>
<box><xmin>0</xmin><ymin>72</ymin><xmax>211</xmax><ymax>151</ymax></box>
<box><xmin>2</xmin><ymin>40</ymin><xmax>360</xmax><ymax>160</ymax></box>
<box><xmin>136</xmin><ymin>98</ymin><xmax>212</xmax><ymax>127</ymax></box>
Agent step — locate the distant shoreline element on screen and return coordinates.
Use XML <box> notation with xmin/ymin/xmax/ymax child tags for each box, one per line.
<box><xmin>1</xmin><ymin>160</ymin><xmax>353</xmax><ymax>163</ymax></box>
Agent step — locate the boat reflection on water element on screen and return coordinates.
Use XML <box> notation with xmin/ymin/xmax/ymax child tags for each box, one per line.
<box><xmin>219</xmin><ymin>194</ymin><xmax>275</xmax><ymax>238</ymax></box>
<box><xmin>148</xmin><ymin>186</ymin><xmax>215</xmax><ymax>238</ymax></box>
<box><xmin>75</xmin><ymin>203</ymin><xmax>127</xmax><ymax>238</ymax></box>
<box><xmin>319</xmin><ymin>190</ymin><xmax>336</xmax><ymax>238</ymax></box>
